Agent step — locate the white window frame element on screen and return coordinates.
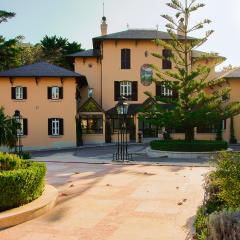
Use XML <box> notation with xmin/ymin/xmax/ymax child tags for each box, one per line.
<box><xmin>17</xmin><ymin>118</ymin><xmax>24</xmax><ymax>136</ymax></box>
<box><xmin>51</xmin><ymin>87</ymin><xmax>60</xmax><ymax>100</ymax></box>
<box><xmin>52</xmin><ymin>118</ymin><xmax>60</xmax><ymax>136</ymax></box>
<box><xmin>15</xmin><ymin>87</ymin><xmax>23</xmax><ymax>100</ymax></box>
<box><xmin>161</xmin><ymin>85</ymin><xmax>173</xmax><ymax>97</ymax></box>
<box><xmin>120</xmin><ymin>81</ymin><xmax>132</xmax><ymax>97</ymax></box>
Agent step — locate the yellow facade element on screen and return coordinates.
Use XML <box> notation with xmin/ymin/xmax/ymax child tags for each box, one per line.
<box><xmin>0</xmin><ymin>76</ymin><xmax>77</xmax><ymax>150</ymax></box>
<box><xmin>74</xmin><ymin>35</ymin><xmax>235</xmax><ymax>143</ymax></box>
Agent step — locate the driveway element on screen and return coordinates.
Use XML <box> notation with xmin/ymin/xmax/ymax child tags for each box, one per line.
<box><xmin>0</xmin><ymin>162</ymin><xmax>209</xmax><ymax>240</ymax></box>
<box><xmin>31</xmin><ymin>144</ymin><xmax>209</xmax><ymax>166</ymax></box>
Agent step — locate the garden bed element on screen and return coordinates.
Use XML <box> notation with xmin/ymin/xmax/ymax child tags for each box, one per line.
<box><xmin>0</xmin><ymin>153</ymin><xmax>46</xmax><ymax>212</ymax></box>
<box><xmin>150</xmin><ymin>140</ymin><xmax>228</xmax><ymax>152</ymax></box>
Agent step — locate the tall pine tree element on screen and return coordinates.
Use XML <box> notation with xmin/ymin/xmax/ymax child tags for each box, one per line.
<box><xmin>142</xmin><ymin>0</ymin><xmax>240</xmax><ymax>141</ymax></box>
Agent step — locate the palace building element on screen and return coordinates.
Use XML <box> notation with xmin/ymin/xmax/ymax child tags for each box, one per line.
<box><xmin>69</xmin><ymin>17</ymin><xmax>240</xmax><ymax>145</ymax></box>
<box><xmin>1</xmin><ymin>17</ymin><xmax>240</xmax><ymax>150</ymax></box>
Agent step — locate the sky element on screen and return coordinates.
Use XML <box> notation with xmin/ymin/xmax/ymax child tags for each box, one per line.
<box><xmin>1</xmin><ymin>0</ymin><xmax>240</xmax><ymax>69</ymax></box>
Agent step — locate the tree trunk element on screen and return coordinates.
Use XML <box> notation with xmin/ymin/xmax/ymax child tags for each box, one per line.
<box><xmin>185</xmin><ymin>127</ymin><xmax>194</xmax><ymax>141</ymax></box>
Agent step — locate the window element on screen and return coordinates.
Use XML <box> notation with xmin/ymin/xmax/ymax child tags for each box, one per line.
<box><xmin>48</xmin><ymin>87</ymin><xmax>63</xmax><ymax>100</ymax></box>
<box><xmin>121</xmin><ymin>49</ymin><xmax>131</xmax><ymax>69</ymax></box>
<box><xmin>156</xmin><ymin>84</ymin><xmax>177</xmax><ymax>98</ymax></box>
<box><xmin>162</xmin><ymin>49</ymin><xmax>172</xmax><ymax>69</ymax></box>
<box><xmin>161</xmin><ymin>85</ymin><xmax>173</xmax><ymax>97</ymax></box>
<box><xmin>52</xmin><ymin>87</ymin><xmax>60</xmax><ymax>100</ymax></box>
<box><xmin>11</xmin><ymin>87</ymin><xmax>27</xmax><ymax>100</ymax></box>
<box><xmin>114</xmin><ymin>81</ymin><xmax>138</xmax><ymax>101</ymax></box>
<box><xmin>197</xmin><ymin>121</ymin><xmax>226</xmax><ymax>134</ymax></box>
<box><xmin>81</xmin><ymin>115</ymin><xmax>103</xmax><ymax>134</ymax></box>
<box><xmin>120</xmin><ymin>81</ymin><xmax>132</xmax><ymax>97</ymax></box>
<box><xmin>16</xmin><ymin>118</ymin><xmax>28</xmax><ymax>136</ymax></box>
<box><xmin>52</xmin><ymin>119</ymin><xmax>60</xmax><ymax>136</ymax></box>
<box><xmin>16</xmin><ymin>87</ymin><xmax>23</xmax><ymax>100</ymax></box>
<box><xmin>48</xmin><ymin>118</ymin><xmax>64</xmax><ymax>136</ymax></box>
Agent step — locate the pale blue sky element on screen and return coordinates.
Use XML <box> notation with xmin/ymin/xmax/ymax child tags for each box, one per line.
<box><xmin>1</xmin><ymin>0</ymin><xmax>240</xmax><ymax>69</ymax></box>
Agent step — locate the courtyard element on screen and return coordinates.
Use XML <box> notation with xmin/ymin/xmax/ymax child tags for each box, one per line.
<box><xmin>0</xmin><ymin>153</ymin><xmax>209</xmax><ymax>240</ymax></box>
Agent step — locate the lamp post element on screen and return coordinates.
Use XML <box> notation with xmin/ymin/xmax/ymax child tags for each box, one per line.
<box><xmin>113</xmin><ymin>97</ymin><xmax>132</xmax><ymax>162</ymax></box>
<box><xmin>13</xmin><ymin>110</ymin><xmax>23</xmax><ymax>155</ymax></box>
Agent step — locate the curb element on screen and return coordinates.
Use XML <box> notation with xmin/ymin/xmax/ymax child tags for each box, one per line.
<box><xmin>0</xmin><ymin>185</ymin><xmax>58</xmax><ymax>230</ymax></box>
<box><xmin>36</xmin><ymin>159</ymin><xmax>210</xmax><ymax>168</ymax></box>
<box><xmin>30</xmin><ymin>143</ymin><xmax>145</xmax><ymax>155</ymax></box>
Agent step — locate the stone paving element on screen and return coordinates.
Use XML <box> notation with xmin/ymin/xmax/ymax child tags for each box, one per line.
<box><xmin>0</xmin><ymin>161</ymin><xmax>210</xmax><ymax>240</ymax></box>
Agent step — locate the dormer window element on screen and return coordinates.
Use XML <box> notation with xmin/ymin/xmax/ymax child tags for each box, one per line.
<box><xmin>121</xmin><ymin>49</ymin><xmax>131</xmax><ymax>69</ymax></box>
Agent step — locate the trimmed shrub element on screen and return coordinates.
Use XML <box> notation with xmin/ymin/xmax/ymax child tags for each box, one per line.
<box><xmin>0</xmin><ymin>153</ymin><xmax>46</xmax><ymax>212</ymax></box>
<box><xmin>150</xmin><ymin>140</ymin><xmax>228</xmax><ymax>152</ymax></box>
<box><xmin>0</xmin><ymin>152</ymin><xmax>22</xmax><ymax>170</ymax></box>
<box><xmin>21</xmin><ymin>151</ymin><xmax>32</xmax><ymax>160</ymax></box>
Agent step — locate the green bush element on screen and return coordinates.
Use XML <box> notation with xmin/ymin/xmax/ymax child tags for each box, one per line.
<box><xmin>0</xmin><ymin>153</ymin><xmax>46</xmax><ymax>212</ymax></box>
<box><xmin>20</xmin><ymin>151</ymin><xmax>32</xmax><ymax>160</ymax></box>
<box><xmin>210</xmin><ymin>151</ymin><xmax>240</xmax><ymax>209</ymax></box>
<box><xmin>194</xmin><ymin>206</ymin><xmax>208</xmax><ymax>240</ymax></box>
<box><xmin>0</xmin><ymin>152</ymin><xmax>22</xmax><ymax>170</ymax></box>
<box><xmin>194</xmin><ymin>151</ymin><xmax>240</xmax><ymax>239</ymax></box>
<box><xmin>150</xmin><ymin>140</ymin><xmax>228</xmax><ymax>152</ymax></box>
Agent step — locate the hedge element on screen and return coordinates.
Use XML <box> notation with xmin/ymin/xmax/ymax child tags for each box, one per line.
<box><xmin>0</xmin><ymin>153</ymin><xmax>46</xmax><ymax>212</ymax></box>
<box><xmin>150</xmin><ymin>140</ymin><xmax>228</xmax><ymax>152</ymax></box>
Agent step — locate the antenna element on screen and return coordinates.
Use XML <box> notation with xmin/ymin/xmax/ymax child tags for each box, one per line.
<box><xmin>156</xmin><ymin>24</ymin><xmax>159</xmax><ymax>38</ymax></box>
<box><xmin>103</xmin><ymin>1</ymin><xmax>105</xmax><ymax>16</ymax></box>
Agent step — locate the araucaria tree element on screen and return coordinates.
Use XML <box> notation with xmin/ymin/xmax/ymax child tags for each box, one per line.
<box><xmin>143</xmin><ymin>0</ymin><xmax>240</xmax><ymax>141</ymax></box>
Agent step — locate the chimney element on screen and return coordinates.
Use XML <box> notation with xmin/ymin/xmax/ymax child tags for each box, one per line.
<box><xmin>177</xmin><ymin>18</ymin><xmax>185</xmax><ymax>36</ymax></box>
<box><xmin>101</xmin><ymin>16</ymin><xmax>108</xmax><ymax>36</ymax></box>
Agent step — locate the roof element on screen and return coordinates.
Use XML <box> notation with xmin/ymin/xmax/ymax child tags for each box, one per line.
<box><xmin>224</xmin><ymin>68</ymin><xmax>240</xmax><ymax>78</ymax></box>
<box><xmin>0</xmin><ymin>62</ymin><xmax>83</xmax><ymax>78</ymax></box>
<box><xmin>93</xmin><ymin>29</ymin><xmax>194</xmax><ymax>41</ymax></box>
<box><xmin>68</xmin><ymin>49</ymin><xmax>101</xmax><ymax>58</ymax></box>
<box><xmin>106</xmin><ymin>101</ymin><xmax>174</xmax><ymax>116</ymax></box>
<box><xmin>192</xmin><ymin>50</ymin><xmax>225</xmax><ymax>59</ymax></box>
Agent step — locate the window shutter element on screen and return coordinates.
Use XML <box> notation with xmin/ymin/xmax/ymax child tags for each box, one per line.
<box><xmin>11</xmin><ymin>87</ymin><xmax>16</xmax><ymax>99</ymax></box>
<box><xmin>126</xmin><ymin>49</ymin><xmax>130</xmax><ymax>69</ymax></box>
<box><xmin>59</xmin><ymin>87</ymin><xmax>63</xmax><ymax>99</ymax></box>
<box><xmin>121</xmin><ymin>49</ymin><xmax>131</xmax><ymax>69</ymax></box>
<box><xmin>121</xmin><ymin>49</ymin><xmax>125</xmax><ymax>69</ymax></box>
<box><xmin>48</xmin><ymin>119</ymin><xmax>52</xmax><ymax>135</ymax></box>
<box><xmin>114</xmin><ymin>81</ymin><xmax>120</xmax><ymax>101</ymax></box>
<box><xmin>162</xmin><ymin>49</ymin><xmax>172</xmax><ymax>69</ymax></box>
<box><xmin>172</xmin><ymin>89</ymin><xmax>178</xmax><ymax>99</ymax></box>
<box><xmin>156</xmin><ymin>84</ymin><xmax>162</xmax><ymax>96</ymax></box>
<box><xmin>48</xmin><ymin>87</ymin><xmax>52</xmax><ymax>99</ymax></box>
<box><xmin>23</xmin><ymin>118</ymin><xmax>28</xmax><ymax>135</ymax></box>
<box><xmin>23</xmin><ymin>87</ymin><xmax>27</xmax><ymax>99</ymax></box>
<box><xmin>132</xmin><ymin>81</ymin><xmax>138</xmax><ymax>101</ymax></box>
<box><xmin>59</xmin><ymin>118</ymin><xmax>64</xmax><ymax>135</ymax></box>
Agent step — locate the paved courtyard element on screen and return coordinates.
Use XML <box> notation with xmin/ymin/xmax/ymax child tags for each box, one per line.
<box><xmin>0</xmin><ymin>160</ymin><xmax>210</xmax><ymax>240</ymax></box>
